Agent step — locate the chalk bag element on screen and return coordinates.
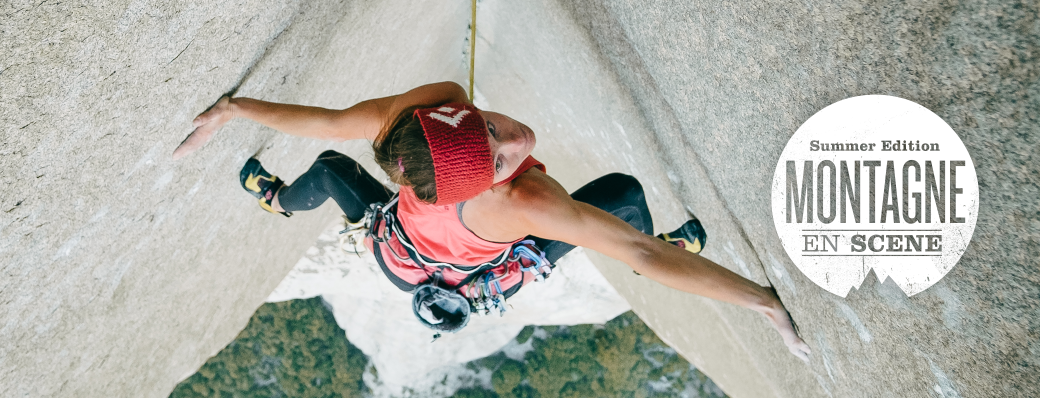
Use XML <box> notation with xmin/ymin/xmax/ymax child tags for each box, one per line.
<box><xmin>411</xmin><ymin>284</ymin><xmax>471</xmax><ymax>333</ymax></box>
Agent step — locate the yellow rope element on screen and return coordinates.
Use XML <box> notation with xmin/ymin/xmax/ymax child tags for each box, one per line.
<box><xmin>468</xmin><ymin>0</ymin><xmax>476</xmax><ymax>102</ymax></box>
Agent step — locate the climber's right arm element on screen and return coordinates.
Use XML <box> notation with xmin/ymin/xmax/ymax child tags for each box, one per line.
<box><xmin>172</xmin><ymin>81</ymin><xmax>468</xmax><ymax>159</ymax></box>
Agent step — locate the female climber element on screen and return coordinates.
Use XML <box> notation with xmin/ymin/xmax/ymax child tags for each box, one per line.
<box><xmin>172</xmin><ymin>81</ymin><xmax>811</xmax><ymax>361</ymax></box>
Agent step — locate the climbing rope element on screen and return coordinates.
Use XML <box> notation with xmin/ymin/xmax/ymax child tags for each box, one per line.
<box><xmin>468</xmin><ymin>0</ymin><xmax>477</xmax><ymax>102</ymax></box>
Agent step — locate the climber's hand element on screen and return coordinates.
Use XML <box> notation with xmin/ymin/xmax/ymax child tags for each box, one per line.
<box><xmin>173</xmin><ymin>96</ymin><xmax>234</xmax><ymax>160</ymax></box>
<box><xmin>761</xmin><ymin>289</ymin><xmax>812</xmax><ymax>363</ymax></box>
<box><xmin>782</xmin><ymin>323</ymin><xmax>812</xmax><ymax>363</ymax></box>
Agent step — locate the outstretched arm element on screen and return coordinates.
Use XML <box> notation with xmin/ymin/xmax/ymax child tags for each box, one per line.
<box><xmin>173</xmin><ymin>81</ymin><xmax>469</xmax><ymax>159</ymax></box>
<box><xmin>508</xmin><ymin>172</ymin><xmax>812</xmax><ymax>362</ymax></box>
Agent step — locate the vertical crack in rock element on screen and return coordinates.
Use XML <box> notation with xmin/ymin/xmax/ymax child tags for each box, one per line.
<box><xmin>231</xmin><ymin>12</ymin><xmax>295</xmax><ymax>96</ymax></box>
<box><xmin>556</xmin><ymin>4</ymin><xmax>802</xmax><ymax>398</ymax></box>
<box><xmin>558</xmin><ymin>0</ymin><xmax>778</xmax><ymax>289</ymax></box>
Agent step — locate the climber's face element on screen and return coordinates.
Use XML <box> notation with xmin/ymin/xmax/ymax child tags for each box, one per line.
<box><xmin>481</xmin><ymin>110</ymin><xmax>536</xmax><ymax>184</ymax></box>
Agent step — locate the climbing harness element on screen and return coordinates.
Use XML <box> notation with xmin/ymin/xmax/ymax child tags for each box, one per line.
<box><xmin>344</xmin><ymin>194</ymin><xmax>555</xmax><ymax>334</ymax></box>
<box><xmin>369</xmin><ymin>196</ymin><xmax>510</xmax><ymax>275</ymax></box>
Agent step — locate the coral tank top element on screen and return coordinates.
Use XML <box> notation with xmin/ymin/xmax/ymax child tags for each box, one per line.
<box><xmin>395</xmin><ymin>156</ymin><xmax>546</xmax><ymax>265</ymax></box>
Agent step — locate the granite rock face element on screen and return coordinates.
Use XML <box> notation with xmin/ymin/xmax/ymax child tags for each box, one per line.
<box><xmin>1</xmin><ymin>1</ymin><xmax>472</xmax><ymax>396</ymax></box>
<box><xmin>473</xmin><ymin>0</ymin><xmax>1038</xmax><ymax>396</ymax></box>
<box><xmin>485</xmin><ymin>1</ymin><xmax>1037</xmax><ymax>397</ymax></box>
<box><xmin>2</xmin><ymin>0</ymin><xmax>1036</xmax><ymax>396</ymax></box>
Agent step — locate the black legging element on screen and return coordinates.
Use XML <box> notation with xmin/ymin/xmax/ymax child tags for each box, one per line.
<box><xmin>278</xmin><ymin>150</ymin><xmax>393</xmax><ymax>221</ymax></box>
<box><xmin>278</xmin><ymin>151</ymin><xmax>653</xmax><ymax>263</ymax></box>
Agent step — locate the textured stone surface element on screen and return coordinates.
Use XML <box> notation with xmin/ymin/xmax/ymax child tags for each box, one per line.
<box><xmin>473</xmin><ymin>0</ymin><xmax>1038</xmax><ymax>396</ymax></box>
<box><xmin>3</xmin><ymin>0</ymin><xmax>1036</xmax><ymax>396</ymax></box>
<box><xmin>1</xmin><ymin>1</ymin><xmax>470</xmax><ymax>396</ymax></box>
<box><xmin>548</xmin><ymin>1</ymin><xmax>1037</xmax><ymax>397</ymax></box>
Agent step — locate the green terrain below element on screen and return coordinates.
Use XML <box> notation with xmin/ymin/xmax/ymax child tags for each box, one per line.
<box><xmin>172</xmin><ymin>298</ymin><xmax>726</xmax><ymax>398</ymax></box>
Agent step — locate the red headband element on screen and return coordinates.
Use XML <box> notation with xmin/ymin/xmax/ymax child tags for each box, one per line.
<box><xmin>415</xmin><ymin>103</ymin><xmax>493</xmax><ymax>204</ymax></box>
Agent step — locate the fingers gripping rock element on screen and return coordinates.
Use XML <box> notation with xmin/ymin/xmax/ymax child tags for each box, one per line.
<box><xmin>173</xmin><ymin>96</ymin><xmax>232</xmax><ymax>160</ymax></box>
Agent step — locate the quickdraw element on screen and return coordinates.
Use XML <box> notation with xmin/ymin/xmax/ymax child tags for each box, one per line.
<box><xmin>511</xmin><ymin>240</ymin><xmax>553</xmax><ymax>282</ymax></box>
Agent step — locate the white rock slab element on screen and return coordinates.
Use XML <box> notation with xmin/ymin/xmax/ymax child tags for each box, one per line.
<box><xmin>267</xmin><ymin>220</ymin><xmax>631</xmax><ymax>396</ymax></box>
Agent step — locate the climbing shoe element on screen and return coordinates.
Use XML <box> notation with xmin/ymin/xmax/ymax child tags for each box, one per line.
<box><xmin>633</xmin><ymin>218</ymin><xmax>708</xmax><ymax>276</ymax></box>
<box><xmin>240</xmin><ymin>158</ymin><xmax>292</xmax><ymax>217</ymax></box>
<box><xmin>658</xmin><ymin>218</ymin><xmax>707</xmax><ymax>254</ymax></box>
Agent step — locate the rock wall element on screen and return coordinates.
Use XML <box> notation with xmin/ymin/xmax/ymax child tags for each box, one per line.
<box><xmin>473</xmin><ymin>0</ymin><xmax>1037</xmax><ymax>397</ymax></box>
<box><xmin>1</xmin><ymin>1</ymin><xmax>472</xmax><ymax>396</ymax></box>
<box><xmin>3</xmin><ymin>0</ymin><xmax>1036</xmax><ymax>396</ymax></box>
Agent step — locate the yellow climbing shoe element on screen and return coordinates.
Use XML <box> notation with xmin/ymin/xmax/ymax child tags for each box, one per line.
<box><xmin>658</xmin><ymin>218</ymin><xmax>707</xmax><ymax>254</ymax></box>
<box><xmin>239</xmin><ymin>158</ymin><xmax>291</xmax><ymax>217</ymax></box>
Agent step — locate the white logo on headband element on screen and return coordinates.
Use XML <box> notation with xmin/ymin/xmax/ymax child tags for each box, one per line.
<box><xmin>428</xmin><ymin>107</ymin><xmax>470</xmax><ymax>128</ymax></box>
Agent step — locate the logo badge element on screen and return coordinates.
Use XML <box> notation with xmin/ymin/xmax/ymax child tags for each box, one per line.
<box><xmin>428</xmin><ymin>107</ymin><xmax>470</xmax><ymax>127</ymax></box>
<box><xmin>771</xmin><ymin>95</ymin><xmax>978</xmax><ymax>297</ymax></box>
